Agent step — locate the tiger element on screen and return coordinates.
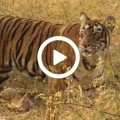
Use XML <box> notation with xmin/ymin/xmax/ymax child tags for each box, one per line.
<box><xmin>0</xmin><ymin>12</ymin><xmax>115</xmax><ymax>93</ymax></box>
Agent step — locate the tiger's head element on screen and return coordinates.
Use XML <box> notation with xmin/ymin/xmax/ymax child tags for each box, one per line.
<box><xmin>79</xmin><ymin>12</ymin><xmax>115</xmax><ymax>56</ymax></box>
<box><xmin>71</xmin><ymin>12</ymin><xmax>115</xmax><ymax>87</ymax></box>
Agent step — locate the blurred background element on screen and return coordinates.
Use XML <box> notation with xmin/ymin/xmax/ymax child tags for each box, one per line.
<box><xmin>0</xmin><ymin>0</ymin><xmax>120</xmax><ymax>120</ymax></box>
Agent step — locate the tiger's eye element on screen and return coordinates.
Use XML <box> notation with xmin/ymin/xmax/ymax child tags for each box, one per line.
<box><xmin>94</xmin><ymin>25</ymin><xmax>103</xmax><ymax>33</ymax></box>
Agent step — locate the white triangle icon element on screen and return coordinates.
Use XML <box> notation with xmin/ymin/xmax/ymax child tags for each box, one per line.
<box><xmin>53</xmin><ymin>50</ymin><xmax>67</xmax><ymax>65</ymax></box>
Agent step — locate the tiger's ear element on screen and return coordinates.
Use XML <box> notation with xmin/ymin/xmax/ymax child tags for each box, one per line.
<box><xmin>105</xmin><ymin>15</ymin><xmax>115</xmax><ymax>32</ymax></box>
<box><xmin>80</xmin><ymin>12</ymin><xmax>90</xmax><ymax>25</ymax></box>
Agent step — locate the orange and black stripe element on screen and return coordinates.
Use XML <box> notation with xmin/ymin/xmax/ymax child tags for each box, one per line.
<box><xmin>0</xmin><ymin>15</ymin><xmax>80</xmax><ymax>83</ymax></box>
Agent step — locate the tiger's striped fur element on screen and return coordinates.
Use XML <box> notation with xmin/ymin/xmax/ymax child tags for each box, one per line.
<box><xmin>0</xmin><ymin>12</ymin><xmax>115</xmax><ymax>92</ymax></box>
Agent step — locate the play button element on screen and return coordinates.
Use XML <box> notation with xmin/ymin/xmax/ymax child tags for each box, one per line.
<box><xmin>37</xmin><ymin>36</ymin><xmax>80</xmax><ymax>79</ymax></box>
<box><xmin>53</xmin><ymin>50</ymin><xmax>67</xmax><ymax>65</ymax></box>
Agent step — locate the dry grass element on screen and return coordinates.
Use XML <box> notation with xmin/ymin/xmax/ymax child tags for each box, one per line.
<box><xmin>0</xmin><ymin>0</ymin><xmax>120</xmax><ymax>120</ymax></box>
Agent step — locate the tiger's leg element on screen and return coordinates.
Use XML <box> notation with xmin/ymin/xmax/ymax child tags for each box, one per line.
<box><xmin>0</xmin><ymin>67</ymin><xmax>12</xmax><ymax>90</ymax></box>
<box><xmin>48</xmin><ymin>78</ymin><xmax>68</xmax><ymax>95</ymax></box>
<box><xmin>46</xmin><ymin>78</ymin><xmax>68</xmax><ymax>119</ymax></box>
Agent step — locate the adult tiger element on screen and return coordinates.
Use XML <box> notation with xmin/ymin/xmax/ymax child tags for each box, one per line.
<box><xmin>0</xmin><ymin>12</ymin><xmax>115</xmax><ymax>93</ymax></box>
